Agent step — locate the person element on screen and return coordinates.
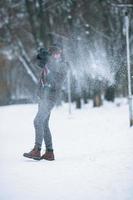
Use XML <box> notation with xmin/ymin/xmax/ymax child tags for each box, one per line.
<box><xmin>23</xmin><ymin>44</ymin><xmax>68</xmax><ymax>161</ymax></box>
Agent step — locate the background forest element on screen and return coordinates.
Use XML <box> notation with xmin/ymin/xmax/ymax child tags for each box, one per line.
<box><xmin>0</xmin><ymin>0</ymin><xmax>133</xmax><ymax>107</ymax></box>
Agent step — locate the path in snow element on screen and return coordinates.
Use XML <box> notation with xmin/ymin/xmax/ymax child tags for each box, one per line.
<box><xmin>0</xmin><ymin>100</ymin><xmax>133</xmax><ymax>200</ymax></box>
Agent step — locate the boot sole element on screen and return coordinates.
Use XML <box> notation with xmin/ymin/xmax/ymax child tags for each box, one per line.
<box><xmin>23</xmin><ymin>154</ymin><xmax>41</xmax><ymax>160</ymax></box>
<box><xmin>40</xmin><ymin>156</ymin><xmax>55</xmax><ymax>161</ymax></box>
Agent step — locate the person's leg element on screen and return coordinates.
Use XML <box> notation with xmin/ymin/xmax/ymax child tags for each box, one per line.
<box><xmin>23</xmin><ymin>98</ymin><xmax>44</xmax><ymax>160</ymax></box>
<box><xmin>41</xmin><ymin>96</ymin><xmax>56</xmax><ymax>161</ymax></box>
<box><xmin>43</xmin><ymin>114</ymin><xmax>53</xmax><ymax>151</ymax></box>
<box><xmin>33</xmin><ymin>106</ymin><xmax>45</xmax><ymax>150</ymax></box>
<box><xmin>41</xmin><ymin>115</ymin><xmax>55</xmax><ymax>160</ymax></box>
<box><xmin>23</xmin><ymin>93</ymin><xmax>52</xmax><ymax>160</ymax></box>
<box><xmin>35</xmin><ymin>103</ymin><xmax>55</xmax><ymax>161</ymax></box>
<box><xmin>34</xmin><ymin>97</ymin><xmax>54</xmax><ymax>150</ymax></box>
<box><xmin>23</xmin><ymin>89</ymin><xmax>55</xmax><ymax>160</ymax></box>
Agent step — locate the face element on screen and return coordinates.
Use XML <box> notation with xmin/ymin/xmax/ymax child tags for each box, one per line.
<box><xmin>53</xmin><ymin>50</ymin><xmax>62</xmax><ymax>59</ymax></box>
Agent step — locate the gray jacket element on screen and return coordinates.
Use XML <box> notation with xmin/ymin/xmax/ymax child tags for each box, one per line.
<box><xmin>39</xmin><ymin>57</ymin><xmax>68</xmax><ymax>100</ymax></box>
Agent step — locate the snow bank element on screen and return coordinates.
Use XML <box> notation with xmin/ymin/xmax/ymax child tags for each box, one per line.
<box><xmin>0</xmin><ymin>101</ymin><xmax>133</xmax><ymax>200</ymax></box>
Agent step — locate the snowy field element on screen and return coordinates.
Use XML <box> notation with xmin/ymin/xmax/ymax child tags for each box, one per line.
<box><xmin>0</xmin><ymin>99</ymin><xmax>133</xmax><ymax>200</ymax></box>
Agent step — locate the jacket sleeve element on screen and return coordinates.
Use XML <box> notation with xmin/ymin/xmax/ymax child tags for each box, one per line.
<box><xmin>46</xmin><ymin>62</ymin><xmax>68</xmax><ymax>90</ymax></box>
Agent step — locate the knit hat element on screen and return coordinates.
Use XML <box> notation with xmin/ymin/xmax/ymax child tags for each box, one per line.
<box><xmin>48</xmin><ymin>43</ymin><xmax>63</xmax><ymax>54</ymax></box>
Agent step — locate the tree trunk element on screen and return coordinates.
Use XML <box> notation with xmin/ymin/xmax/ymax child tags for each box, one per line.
<box><xmin>105</xmin><ymin>85</ymin><xmax>115</xmax><ymax>102</ymax></box>
<box><xmin>83</xmin><ymin>90</ymin><xmax>88</xmax><ymax>104</ymax></box>
<box><xmin>76</xmin><ymin>97</ymin><xmax>81</xmax><ymax>109</ymax></box>
<box><xmin>93</xmin><ymin>93</ymin><xmax>102</xmax><ymax>107</ymax></box>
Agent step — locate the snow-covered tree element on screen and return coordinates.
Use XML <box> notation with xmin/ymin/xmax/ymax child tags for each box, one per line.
<box><xmin>0</xmin><ymin>0</ymin><xmax>133</xmax><ymax>106</ymax></box>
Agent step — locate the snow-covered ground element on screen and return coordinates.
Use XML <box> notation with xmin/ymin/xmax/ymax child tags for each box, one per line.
<box><xmin>0</xmin><ymin>99</ymin><xmax>133</xmax><ymax>200</ymax></box>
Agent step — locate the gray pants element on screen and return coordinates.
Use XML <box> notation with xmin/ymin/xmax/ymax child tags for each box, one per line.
<box><xmin>34</xmin><ymin>88</ymin><xmax>56</xmax><ymax>150</ymax></box>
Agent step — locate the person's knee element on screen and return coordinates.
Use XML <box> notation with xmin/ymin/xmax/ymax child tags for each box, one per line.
<box><xmin>34</xmin><ymin>115</ymin><xmax>42</xmax><ymax>127</ymax></box>
<box><xmin>34</xmin><ymin>113</ymin><xmax>49</xmax><ymax>127</ymax></box>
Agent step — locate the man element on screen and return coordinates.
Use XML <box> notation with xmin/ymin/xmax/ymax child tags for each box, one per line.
<box><xmin>23</xmin><ymin>44</ymin><xmax>68</xmax><ymax>161</ymax></box>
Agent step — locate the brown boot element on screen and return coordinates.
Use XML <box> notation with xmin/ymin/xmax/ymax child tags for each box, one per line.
<box><xmin>23</xmin><ymin>147</ymin><xmax>41</xmax><ymax>160</ymax></box>
<box><xmin>41</xmin><ymin>149</ymin><xmax>55</xmax><ymax>161</ymax></box>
